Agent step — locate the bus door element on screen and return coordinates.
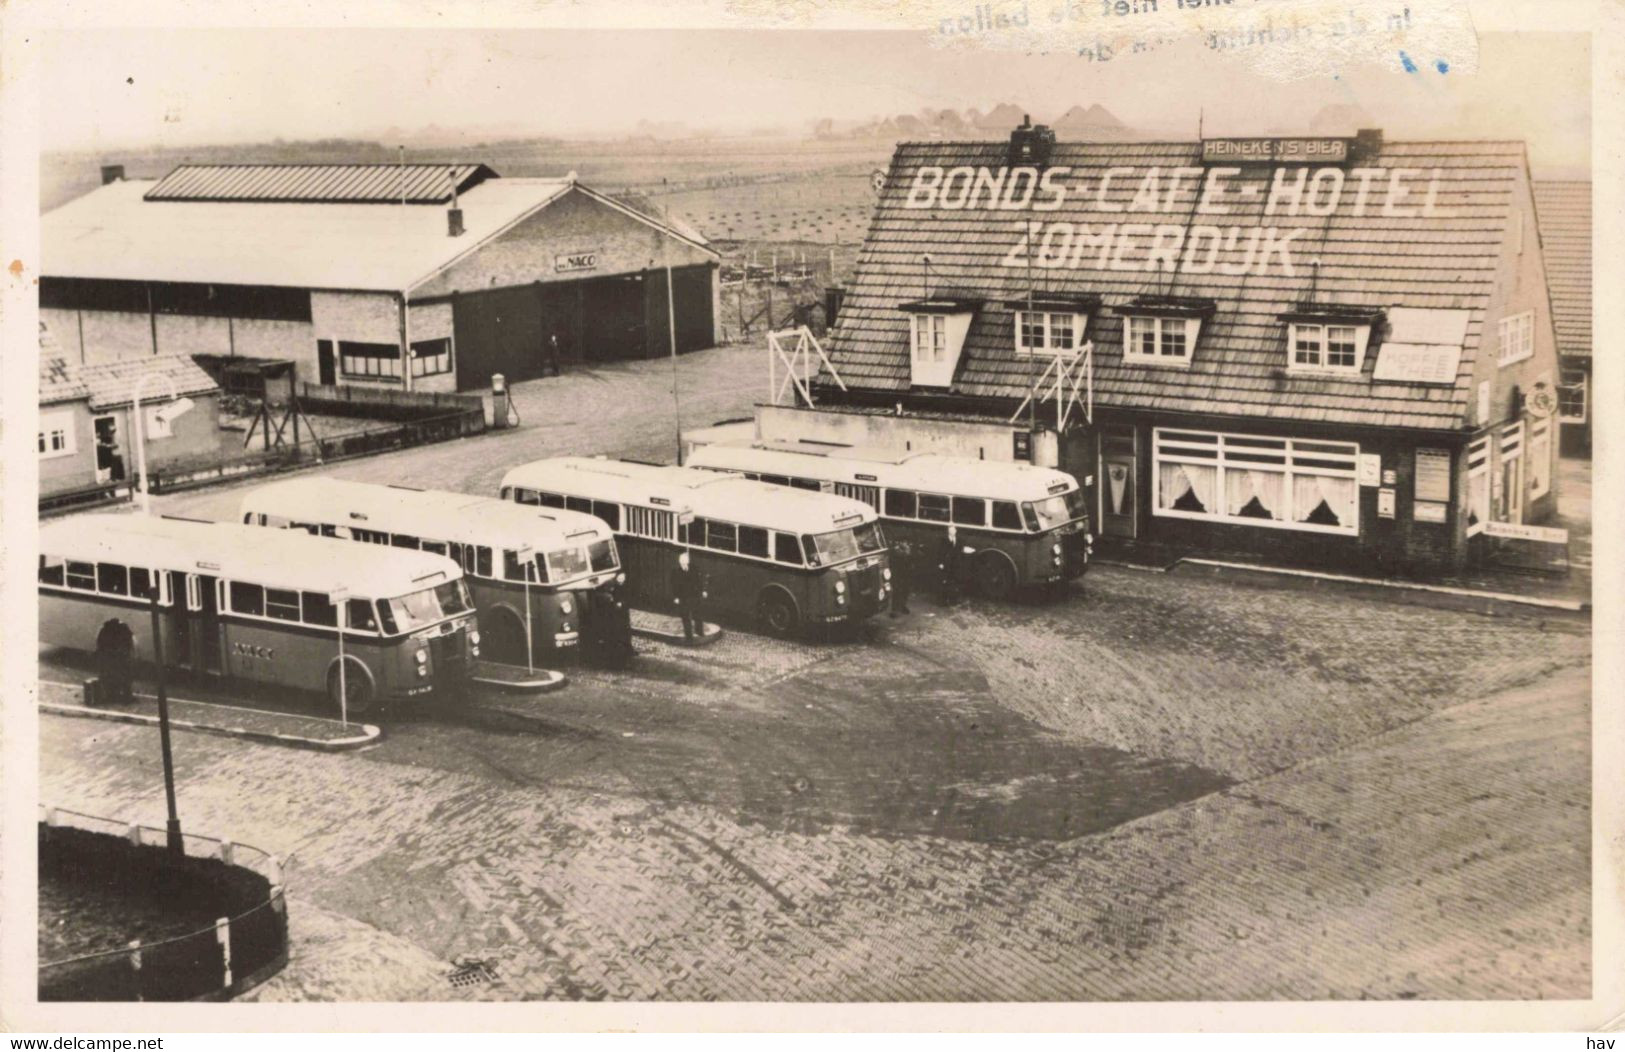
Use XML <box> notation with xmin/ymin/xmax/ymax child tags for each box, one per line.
<box><xmin>166</xmin><ymin>570</ymin><xmax>192</xmax><ymax>669</ymax></box>
<box><xmin>189</xmin><ymin>573</ymin><xmax>224</xmax><ymax>674</ymax></box>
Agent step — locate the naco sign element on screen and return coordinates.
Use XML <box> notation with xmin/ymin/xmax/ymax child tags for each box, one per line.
<box><xmin>903</xmin><ymin>163</ymin><xmax>1454</xmax><ymax>278</ymax></box>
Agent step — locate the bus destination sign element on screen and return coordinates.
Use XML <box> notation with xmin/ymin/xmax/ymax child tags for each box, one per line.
<box><xmin>1201</xmin><ymin>139</ymin><xmax>1349</xmax><ymax>164</ymax></box>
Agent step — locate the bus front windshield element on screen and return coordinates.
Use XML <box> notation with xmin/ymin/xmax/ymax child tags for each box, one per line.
<box><xmin>806</xmin><ymin>520</ymin><xmax>885</xmax><ymax>566</ymax></box>
<box><xmin>543</xmin><ymin>546</ymin><xmax>590</xmax><ymax>583</ymax></box>
<box><xmin>1024</xmin><ymin>489</ymin><xmax>1087</xmax><ymax>531</ymax></box>
<box><xmin>384</xmin><ymin>579</ymin><xmax>472</xmax><ymax>632</ymax></box>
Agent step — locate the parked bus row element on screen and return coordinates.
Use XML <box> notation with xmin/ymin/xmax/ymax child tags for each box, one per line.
<box><xmin>39</xmin><ymin>438</ymin><xmax>1089</xmax><ymax>716</ymax></box>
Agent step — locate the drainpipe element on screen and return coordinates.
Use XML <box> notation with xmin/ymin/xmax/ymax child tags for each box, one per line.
<box><xmin>398</xmin><ymin>292</ymin><xmax>412</xmax><ymax>392</ymax></box>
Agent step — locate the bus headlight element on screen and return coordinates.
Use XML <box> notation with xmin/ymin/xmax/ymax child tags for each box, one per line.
<box><xmin>836</xmin><ymin>593</ymin><xmax>847</xmax><ymax>605</ymax></box>
<box><xmin>835</xmin><ymin>580</ymin><xmax>847</xmax><ymax>595</ymax></box>
<box><xmin>1051</xmin><ymin>542</ymin><xmax>1063</xmax><ymax>555</ymax></box>
<box><xmin>560</xmin><ymin>597</ymin><xmax>574</xmax><ymax>615</ymax></box>
<box><xmin>882</xmin><ymin>567</ymin><xmax>892</xmax><ymax>582</ymax></box>
<box><xmin>415</xmin><ymin>648</ymin><xmax>429</xmax><ymax>665</ymax></box>
<box><xmin>469</xmin><ymin>630</ymin><xmax>481</xmax><ymax>646</ymax></box>
<box><xmin>562</xmin><ymin>621</ymin><xmax>572</xmax><ymax>633</ymax></box>
<box><xmin>616</xmin><ymin>573</ymin><xmax>627</xmax><ymax>585</ymax></box>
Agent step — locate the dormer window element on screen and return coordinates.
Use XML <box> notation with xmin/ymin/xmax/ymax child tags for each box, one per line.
<box><xmin>1113</xmin><ymin>296</ymin><xmax>1214</xmax><ymax>369</ymax></box>
<box><xmin>1004</xmin><ymin>294</ymin><xmax>1097</xmax><ymax>359</ymax></box>
<box><xmin>898</xmin><ymin>296</ymin><xmax>982</xmax><ymax>388</ymax></box>
<box><xmin>1278</xmin><ymin>304</ymin><xmax>1384</xmax><ymax>376</ymax></box>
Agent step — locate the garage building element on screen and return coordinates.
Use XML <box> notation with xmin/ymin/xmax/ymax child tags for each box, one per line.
<box><xmin>42</xmin><ymin>163</ymin><xmax>720</xmax><ymax>393</ymax></box>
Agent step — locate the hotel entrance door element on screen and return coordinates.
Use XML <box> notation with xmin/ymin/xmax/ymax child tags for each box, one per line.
<box><xmin>1099</xmin><ymin>428</ymin><xmax>1137</xmax><ymax>539</ymax></box>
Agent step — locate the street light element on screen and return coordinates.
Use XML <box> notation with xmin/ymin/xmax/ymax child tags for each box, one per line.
<box><xmin>131</xmin><ymin>372</ymin><xmax>195</xmax><ymax>515</ymax></box>
<box><xmin>145</xmin><ymin>576</ymin><xmax>183</xmax><ymax>855</ymax></box>
<box><xmin>329</xmin><ymin>588</ymin><xmax>351</xmax><ymax>727</ymax></box>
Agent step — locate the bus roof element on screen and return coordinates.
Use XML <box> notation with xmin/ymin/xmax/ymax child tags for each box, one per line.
<box><xmin>500</xmin><ymin>457</ymin><xmax>880</xmax><ymax>534</ymax></box>
<box><xmin>238</xmin><ymin>477</ymin><xmax>614</xmax><ymax>551</ymax></box>
<box><xmin>40</xmin><ymin>514</ymin><xmax>463</xmax><ymax>598</ymax></box>
<box><xmin>686</xmin><ymin>440</ymin><xmax>1081</xmax><ymax>502</ymax></box>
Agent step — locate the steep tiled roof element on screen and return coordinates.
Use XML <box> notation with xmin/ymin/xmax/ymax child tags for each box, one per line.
<box><xmin>145</xmin><ymin>163</ymin><xmax>498</xmax><ymax>204</ymax></box>
<box><xmin>78</xmin><ymin>354</ymin><xmax>220</xmax><ymax>411</ymax></box>
<box><xmin>1532</xmin><ymin>180</ymin><xmax>1590</xmax><ymax>360</ymax></box>
<box><xmin>823</xmin><ymin>139</ymin><xmax>1532</xmax><ymax>431</ymax></box>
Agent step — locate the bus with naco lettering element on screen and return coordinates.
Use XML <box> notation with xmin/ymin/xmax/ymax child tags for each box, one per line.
<box><xmin>498</xmin><ymin>457</ymin><xmax>892</xmax><ymax>638</ymax></box>
<box><xmin>684</xmin><ymin>440</ymin><xmax>1091</xmax><ymax>598</ymax></box>
<box><xmin>38</xmin><ymin>514</ymin><xmax>478</xmax><ymax>715</ymax></box>
<box><xmin>238</xmin><ymin>477</ymin><xmax>622</xmax><ymax>665</ymax></box>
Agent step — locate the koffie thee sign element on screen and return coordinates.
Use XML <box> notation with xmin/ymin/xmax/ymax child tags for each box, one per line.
<box><xmin>902</xmin><ymin>163</ymin><xmax>1452</xmax><ymax>277</ymax></box>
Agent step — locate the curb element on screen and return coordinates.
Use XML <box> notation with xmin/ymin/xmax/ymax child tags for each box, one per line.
<box><xmin>1178</xmin><ymin>558</ymin><xmax>1590</xmax><ymax>615</ymax></box>
<box><xmin>40</xmin><ymin>701</ymin><xmax>382</xmax><ymax>752</ymax></box>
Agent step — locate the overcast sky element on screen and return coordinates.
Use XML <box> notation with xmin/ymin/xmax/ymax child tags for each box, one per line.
<box><xmin>38</xmin><ymin>26</ymin><xmax>1590</xmax><ymax>175</ymax></box>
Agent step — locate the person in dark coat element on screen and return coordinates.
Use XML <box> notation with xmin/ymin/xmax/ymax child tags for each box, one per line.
<box><xmin>542</xmin><ymin>333</ymin><xmax>563</xmax><ymax>378</ymax></box>
<box><xmin>672</xmin><ymin>550</ymin><xmax>705</xmax><ymax>640</ymax></box>
<box><xmin>938</xmin><ymin>525</ymin><xmax>971</xmax><ymax>605</ymax></box>
<box><xmin>889</xmin><ymin>539</ymin><xmax>914</xmax><ymax>617</ymax></box>
<box><xmin>607</xmin><ymin>590</ymin><xmax>635</xmax><ymax>667</ymax></box>
<box><xmin>95</xmin><ymin>620</ymin><xmax>135</xmax><ymax>704</ymax></box>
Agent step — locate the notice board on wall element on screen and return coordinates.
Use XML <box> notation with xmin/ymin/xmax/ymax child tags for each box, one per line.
<box><xmin>1415</xmin><ymin>448</ymin><xmax>1452</xmax><ymax>503</ymax></box>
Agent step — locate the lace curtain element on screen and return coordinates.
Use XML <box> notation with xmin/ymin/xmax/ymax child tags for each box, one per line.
<box><xmin>1225</xmin><ymin>468</ymin><xmax>1284</xmax><ymax>520</ymax></box>
<box><xmin>1292</xmin><ymin>472</ymin><xmax>1356</xmax><ymax>527</ymax></box>
<box><xmin>1159</xmin><ymin>462</ymin><xmax>1216</xmax><ymax>514</ymax></box>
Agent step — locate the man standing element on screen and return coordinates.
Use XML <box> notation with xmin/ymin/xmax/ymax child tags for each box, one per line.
<box><xmin>542</xmin><ymin>332</ymin><xmax>563</xmax><ymax>378</ymax></box>
<box><xmin>889</xmin><ymin>538</ymin><xmax>914</xmax><ymax>617</ymax></box>
<box><xmin>938</xmin><ymin>525</ymin><xmax>973</xmax><ymax>605</ymax></box>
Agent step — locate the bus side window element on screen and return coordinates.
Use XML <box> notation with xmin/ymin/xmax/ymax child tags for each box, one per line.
<box><xmin>377</xmin><ymin>601</ymin><xmax>399</xmax><ymax>636</ymax></box>
<box><xmin>242</xmin><ymin>512</ymin><xmax>253</xmax><ymax>524</ymax></box>
<box><xmin>229</xmin><ymin>582</ymin><xmax>265</xmax><ymax>617</ymax></box>
<box><xmin>476</xmin><ymin>547</ymin><xmax>493</xmax><ymax>579</ymax></box>
<box><xmin>503</xmin><ymin>549</ymin><xmax>528</xmax><ymax>582</ymax></box>
<box><xmin>773</xmin><ymin>532</ymin><xmax>802</xmax><ymax>565</ymax></box>
<box><xmin>346</xmin><ymin>599</ymin><xmax>378</xmax><ymax>633</ymax></box>
<box><xmin>1021</xmin><ymin>503</ymin><xmax>1041</xmax><ymax>531</ymax></box>
<box><xmin>592</xmin><ymin>500</ymin><xmax>621</xmax><ymax>530</ymax></box>
<box><xmin>295</xmin><ymin>523</ymin><xmax>320</xmax><ymax>536</ymax></box>
<box><xmin>422</xmin><ymin>541</ymin><xmax>448</xmax><ymax>556</ymax></box>
<box><xmin>129</xmin><ymin>567</ymin><xmax>154</xmax><ymax>600</ymax></box>
<box><xmin>321</xmin><ymin>524</ymin><xmax>337</xmax><ymax>538</ymax></box>
<box><xmin>800</xmin><ymin>535</ymin><xmax>821</xmax><ymax>566</ymax></box>
<box><xmin>951</xmin><ymin>496</ymin><xmax>987</xmax><ymax>527</ymax></box>
<box><xmin>682</xmin><ymin>517</ymin><xmax>706</xmax><ymax>546</ymax></box>
<box><xmin>707</xmin><ymin>520</ymin><xmax>738</xmax><ymax>553</ymax></box>
<box><xmin>918</xmin><ymin>493</ymin><xmax>952</xmax><ymax>523</ymax></box>
<box><xmin>789</xmin><ymin>477</ymin><xmax>821</xmax><ymax>491</ymax></box>
<box><xmin>761</xmin><ymin>474</ymin><xmax>789</xmax><ymax>487</ymax></box>
<box><xmin>302</xmin><ymin>592</ymin><xmax>338</xmax><ymax>627</ymax></box>
<box><xmin>540</xmin><ymin>492</ymin><xmax>565</xmax><ymax>509</ymax></box>
<box><xmin>97</xmin><ymin>563</ymin><xmax>130</xmax><ymax>596</ymax></box>
<box><xmin>265</xmin><ymin>588</ymin><xmax>302</xmax><ymax>622</ymax></box>
<box><xmin>884</xmin><ymin>490</ymin><xmax>917</xmax><ymax>518</ymax></box>
<box><xmin>514</xmin><ymin>489</ymin><xmax>541</xmax><ymax>507</ymax></box>
<box><xmin>391</xmin><ymin>534</ymin><xmax>419</xmax><ymax>549</ymax></box>
<box><xmin>566</xmin><ymin>496</ymin><xmax>594</xmax><ymax>514</ymax></box>
<box><xmin>39</xmin><ymin>555</ymin><xmax>66</xmax><ymax>586</ymax></box>
<box><xmin>992</xmin><ymin>501</ymin><xmax>1022</xmax><ymax>530</ymax></box>
<box><xmin>66</xmin><ymin>561</ymin><xmax>97</xmax><ymax>591</ymax></box>
<box><xmin>738</xmin><ymin>525</ymin><xmax>769</xmax><ymax>558</ymax></box>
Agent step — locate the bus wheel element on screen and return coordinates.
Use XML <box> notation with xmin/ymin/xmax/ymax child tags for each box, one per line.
<box><xmin>485</xmin><ymin>610</ymin><xmax>528</xmax><ymax>666</ymax></box>
<box><xmin>326</xmin><ymin>661</ymin><xmax>376</xmax><ymax>717</ymax></box>
<box><xmin>757</xmin><ymin>591</ymin><xmax>799</xmax><ymax>638</ymax></box>
<box><xmin>974</xmin><ymin>555</ymin><xmax>1017</xmax><ymax>600</ymax></box>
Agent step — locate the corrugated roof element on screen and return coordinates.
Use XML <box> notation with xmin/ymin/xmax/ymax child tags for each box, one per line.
<box><xmin>1532</xmin><ymin>180</ymin><xmax>1590</xmax><ymax>360</ymax></box>
<box><xmin>44</xmin><ymin>174</ymin><xmax>712</xmax><ymax>293</ymax></box>
<box><xmin>77</xmin><ymin>353</ymin><xmax>220</xmax><ymax>410</ymax></box>
<box><xmin>45</xmin><ymin>177</ymin><xmax>572</xmax><ymax>291</ymax></box>
<box><xmin>144</xmin><ymin>163</ymin><xmax>498</xmax><ymax>204</ymax></box>
<box><xmin>822</xmin><ymin>139</ymin><xmax>1535</xmax><ymax>432</ymax></box>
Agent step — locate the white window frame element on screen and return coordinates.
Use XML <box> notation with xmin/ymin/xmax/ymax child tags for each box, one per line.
<box><xmin>38</xmin><ymin>410</ymin><xmax>77</xmax><ymax>459</ymax></box>
<box><xmin>1559</xmin><ymin>369</ymin><xmax>1588</xmax><ymax>424</ymax></box>
<box><xmin>1151</xmin><ymin>428</ymin><xmax>1360</xmax><ymax>536</ymax></box>
<box><xmin>1287</xmin><ymin>322</ymin><xmax>1368</xmax><ymax>374</ymax></box>
<box><xmin>1013</xmin><ymin>310</ymin><xmax>1085</xmax><ymax>358</ymax></box>
<box><xmin>911</xmin><ymin>314</ymin><xmax>948</xmax><ymax>363</ymax></box>
<box><xmin>1497</xmin><ymin>311</ymin><xmax>1534</xmax><ymax>367</ymax></box>
<box><xmin>1465</xmin><ymin>435</ymin><xmax>1491</xmax><ymax>537</ymax></box>
<box><xmin>1123</xmin><ymin>315</ymin><xmax>1197</xmax><ymax>367</ymax></box>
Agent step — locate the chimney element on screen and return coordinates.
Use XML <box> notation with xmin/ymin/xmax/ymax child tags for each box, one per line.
<box><xmin>1008</xmin><ymin>116</ymin><xmax>1056</xmax><ymax>167</ymax></box>
<box><xmin>100</xmin><ymin>164</ymin><xmax>124</xmax><ymax>185</ymax></box>
<box><xmin>1352</xmin><ymin>127</ymin><xmax>1384</xmax><ymax>162</ymax></box>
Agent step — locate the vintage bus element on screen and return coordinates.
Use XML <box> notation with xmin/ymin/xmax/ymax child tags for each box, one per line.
<box><xmin>38</xmin><ymin>514</ymin><xmax>478</xmax><ymax>715</ymax></box>
<box><xmin>238</xmin><ymin>477</ymin><xmax>621</xmax><ymax>665</ymax></box>
<box><xmin>684</xmin><ymin>440</ymin><xmax>1091</xmax><ymax>598</ymax></box>
<box><xmin>499</xmin><ymin>457</ymin><xmax>891</xmax><ymax>637</ymax></box>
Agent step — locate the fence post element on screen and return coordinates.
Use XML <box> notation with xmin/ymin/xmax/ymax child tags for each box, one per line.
<box><xmin>216</xmin><ymin>917</ymin><xmax>232</xmax><ymax>989</ymax></box>
<box><xmin>129</xmin><ymin>939</ymin><xmax>143</xmax><ymax>1001</ymax></box>
<box><xmin>127</xmin><ymin>823</ymin><xmax>142</xmax><ymax>847</ymax></box>
<box><xmin>219</xmin><ymin>840</ymin><xmax>235</xmax><ymax>866</ymax></box>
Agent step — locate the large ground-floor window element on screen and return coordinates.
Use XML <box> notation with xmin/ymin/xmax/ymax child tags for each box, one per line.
<box><xmin>340</xmin><ymin>341</ymin><xmax>402</xmax><ymax>380</ymax></box>
<box><xmin>1153</xmin><ymin>428</ymin><xmax>1360</xmax><ymax>536</ymax></box>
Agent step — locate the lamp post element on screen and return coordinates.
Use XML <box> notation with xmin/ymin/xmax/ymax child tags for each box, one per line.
<box><xmin>330</xmin><ymin>589</ymin><xmax>350</xmax><ymax>727</ymax></box>
<box><xmin>131</xmin><ymin>374</ymin><xmax>194</xmax><ymax>515</ymax></box>
<box><xmin>146</xmin><ymin>580</ymin><xmax>183</xmax><ymax>855</ymax></box>
<box><xmin>516</xmin><ymin>544</ymin><xmax>536</xmax><ymax>675</ymax></box>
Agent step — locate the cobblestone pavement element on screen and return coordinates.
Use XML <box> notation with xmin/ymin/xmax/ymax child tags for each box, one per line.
<box><xmin>40</xmin><ymin>345</ymin><xmax>1592</xmax><ymax>1000</ymax></box>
